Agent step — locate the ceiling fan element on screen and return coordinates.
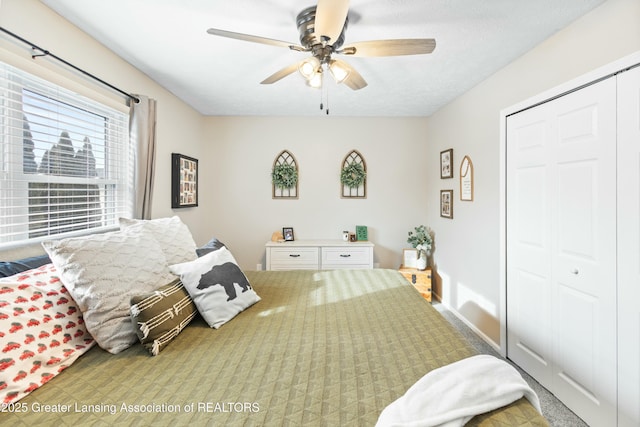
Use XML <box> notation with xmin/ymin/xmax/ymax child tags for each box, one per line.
<box><xmin>206</xmin><ymin>0</ymin><xmax>436</xmax><ymax>90</ymax></box>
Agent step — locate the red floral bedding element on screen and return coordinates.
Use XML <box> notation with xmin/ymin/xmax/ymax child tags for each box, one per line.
<box><xmin>0</xmin><ymin>264</ymin><xmax>94</xmax><ymax>405</ymax></box>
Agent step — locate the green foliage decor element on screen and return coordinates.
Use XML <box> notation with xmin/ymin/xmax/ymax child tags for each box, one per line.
<box><xmin>272</xmin><ymin>163</ymin><xmax>298</xmax><ymax>189</ymax></box>
<box><xmin>340</xmin><ymin>162</ymin><xmax>366</xmax><ymax>189</ymax></box>
<box><xmin>407</xmin><ymin>225</ymin><xmax>434</xmax><ymax>257</ymax></box>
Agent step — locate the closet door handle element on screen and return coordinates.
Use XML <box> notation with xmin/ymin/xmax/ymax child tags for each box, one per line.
<box><xmin>571</xmin><ymin>268</ymin><xmax>579</xmax><ymax>275</ymax></box>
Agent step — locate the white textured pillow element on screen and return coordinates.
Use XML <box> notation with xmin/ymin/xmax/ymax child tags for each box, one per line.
<box><xmin>119</xmin><ymin>216</ymin><xmax>197</xmax><ymax>265</ymax></box>
<box><xmin>170</xmin><ymin>247</ymin><xmax>260</xmax><ymax>329</ymax></box>
<box><xmin>42</xmin><ymin>228</ymin><xmax>175</xmax><ymax>354</ymax></box>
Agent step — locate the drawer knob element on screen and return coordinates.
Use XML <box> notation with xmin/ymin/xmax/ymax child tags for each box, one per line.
<box><xmin>289</xmin><ymin>254</ymin><xmax>301</xmax><ymax>258</ymax></box>
<box><xmin>340</xmin><ymin>254</ymin><xmax>351</xmax><ymax>258</ymax></box>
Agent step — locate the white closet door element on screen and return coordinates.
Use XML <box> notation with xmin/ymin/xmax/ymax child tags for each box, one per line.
<box><xmin>507</xmin><ymin>77</ymin><xmax>617</xmax><ymax>427</ymax></box>
<box><xmin>617</xmin><ymin>65</ymin><xmax>640</xmax><ymax>427</ymax></box>
<box><xmin>550</xmin><ymin>76</ymin><xmax>617</xmax><ymax>427</ymax></box>
<box><xmin>506</xmin><ymin>104</ymin><xmax>554</xmax><ymax>386</ymax></box>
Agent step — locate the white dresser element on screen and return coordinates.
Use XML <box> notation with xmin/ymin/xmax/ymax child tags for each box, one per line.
<box><xmin>265</xmin><ymin>240</ymin><xmax>374</xmax><ymax>270</ymax></box>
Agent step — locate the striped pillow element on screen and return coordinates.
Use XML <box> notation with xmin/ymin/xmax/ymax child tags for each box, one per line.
<box><xmin>130</xmin><ymin>278</ymin><xmax>197</xmax><ymax>355</ymax></box>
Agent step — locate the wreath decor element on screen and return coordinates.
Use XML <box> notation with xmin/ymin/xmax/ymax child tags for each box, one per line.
<box><xmin>272</xmin><ymin>163</ymin><xmax>298</xmax><ymax>189</ymax></box>
<box><xmin>340</xmin><ymin>162</ymin><xmax>366</xmax><ymax>189</ymax></box>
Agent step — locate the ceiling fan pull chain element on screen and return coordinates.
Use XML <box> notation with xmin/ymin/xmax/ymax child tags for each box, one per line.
<box><xmin>327</xmin><ymin>83</ymin><xmax>330</xmax><ymax>115</ymax></box>
<box><xmin>324</xmin><ymin>82</ymin><xmax>330</xmax><ymax>115</ymax></box>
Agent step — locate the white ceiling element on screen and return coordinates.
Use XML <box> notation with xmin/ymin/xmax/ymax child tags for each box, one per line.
<box><xmin>41</xmin><ymin>0</ymin><xmax>605</xmax><ymax>117</ymax></box>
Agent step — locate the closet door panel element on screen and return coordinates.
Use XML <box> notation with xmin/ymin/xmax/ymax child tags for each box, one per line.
<box><xmin>506</xmin><ymin>108</ymin><xmax>553</xmax><ymax>386</ymax></box>
<box><xmin>550</xmin><ymin>78</ymin><xmax>617</xmax><ymax>426</ymax></box>
<box><xmin>516</xmin><ymin>168</ymin><xmax>547</xmax><ymax>249</ymax></box>
<box><xmin>556</xmin><ymin>285</ymin><xmax>599</xmax><ymax>394</ymax></box>
<box><xmin>617</xmin><ymin>65</ymin><xmax>640</xmax><ymax>427</ymax></box>
<box><xmin>556</xmin><ymin>162</ymin><xmax>596</xmax><ymax>255</ymax></box>
<box><xmin>511</xmin><ymin>270</ymin><xmax>551</xmax><ymax>369</ymax></box>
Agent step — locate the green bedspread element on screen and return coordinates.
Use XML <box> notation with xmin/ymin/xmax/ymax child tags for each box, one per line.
<box><xmin>3</xmin><ymin>269</ymin><xmax>547</xmax><ymax>426</ymax></box>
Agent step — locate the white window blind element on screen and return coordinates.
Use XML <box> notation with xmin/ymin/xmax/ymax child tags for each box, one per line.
<box><xmin>0</xmin><ymin>62</ymin><xmax>133</xmax><ymax>246</ymax></box>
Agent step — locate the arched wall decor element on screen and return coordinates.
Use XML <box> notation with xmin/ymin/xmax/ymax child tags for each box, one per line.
<box><xmin>272</xmin><ymin>150</ymin><xmax>299</xmax><ymax>199</ymax></box>
<box><xmin>341</xmin><ymin>150</ymin><xmax>367</xmax><ymax>198</ymax></box>
<box><xmin>460</xmin><ymin>155</ymin><xmax>474</xmax><ymax>201</ymax></box>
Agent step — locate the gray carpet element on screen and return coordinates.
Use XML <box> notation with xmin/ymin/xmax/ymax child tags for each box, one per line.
<box><xmin>432</xmin><ymin>302</ymin><xmax>588</xmax><ymax>427</ymax></box>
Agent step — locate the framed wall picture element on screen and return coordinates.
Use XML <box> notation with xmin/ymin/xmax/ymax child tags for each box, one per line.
<box><xmin>440</xmin><ymin>148</ymin><xmax>453</xmax><ymax>179</ymax></box>
<box><xmin>460</xmin><ymin>155</ymin><xmax>474</xmax><ymax>201</ymax></box>
<box><xmin>440</xmin><ymin>189</ymin><xmax>454</xmax><ymax>219</ymax></box>
<box><xmin>171</xmin><ymin>153</ymin><xmax>198</xmax><ymax>208</ymax></box>
<box><xmin>283</xmin><ymin>227</ymin><xmax>295</xmax><ymax>241</ymax></box>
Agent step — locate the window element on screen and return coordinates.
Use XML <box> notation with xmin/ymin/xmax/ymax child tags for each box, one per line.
<box><xmin>0</xmin><ymin>62</ymin><xmax>132</xmax><ymax>246</ymax></box>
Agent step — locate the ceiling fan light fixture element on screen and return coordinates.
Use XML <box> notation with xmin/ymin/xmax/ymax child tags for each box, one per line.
<box><xmin>329</xmin><ymin>60</ymin><xmax>351</xmax><ymax>84</ymax></box>
<box><xmin>306</xmin><ymin>71</ymin><xmax>323</xmax><ymax>89</ymax></box>
<box><xmin>299</xmin><ymin>57</ymin><xmax>321</xmax><ymax>79</ymax></box>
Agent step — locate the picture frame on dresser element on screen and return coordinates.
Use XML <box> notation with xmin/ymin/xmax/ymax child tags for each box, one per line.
<box><xmin>355</xmin><ymin>225</ymin><xmax>368</xmax><ymax>241</ymax></box>
<box><xmin>283</xmin><ymin>227</ymin><xmax>294</xmax><ymax>241</ymax></box>
<box><xmin>402</xmin><ymin>249</ymin><xmax>418</xmax><ymax>269</ymax></box>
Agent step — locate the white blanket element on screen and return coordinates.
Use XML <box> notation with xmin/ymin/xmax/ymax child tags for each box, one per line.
<box><xmin>376</xmin><ymin>354</ymin><xmax>542</xmax><ymax>427</ymax></box>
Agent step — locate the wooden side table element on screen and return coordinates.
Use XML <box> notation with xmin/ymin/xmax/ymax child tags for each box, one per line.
<box><xmin>398</xmin><ymin>265</ymin><xmax>432</xmax><ymax>302</ymax></box>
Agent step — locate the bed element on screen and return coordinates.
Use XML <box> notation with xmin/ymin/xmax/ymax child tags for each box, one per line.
<box><xmin>1</xmin><ymin>266</ymin><xmax>545</xmax><ymax>426</ymax></box>
<box><xmin>1</xmin><ymin>217</ymin><xmax>546</xmax><ymax>425</ymax></box>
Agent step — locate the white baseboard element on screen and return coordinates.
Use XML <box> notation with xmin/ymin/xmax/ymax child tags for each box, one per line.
<box><xmin>434</xmin><ymin>295</ymin><xmax>503</xmax><ymax>355</ymax></box>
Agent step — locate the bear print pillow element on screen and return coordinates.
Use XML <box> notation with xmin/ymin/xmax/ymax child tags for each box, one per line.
<box><xmin>169</xmin><ymin>247</ymin><xmax>260</xmax><ymax>329</ymax></box>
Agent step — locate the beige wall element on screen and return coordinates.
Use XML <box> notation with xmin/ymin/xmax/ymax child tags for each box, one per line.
<box><xmin>425</xmin><ymin>0</ymin><xmax>640</xmax><ymax>348</ymax></box>
<box><xmin>201</xmin><ymin>116</ymin><xmax>429</xmax><ymax>270</ymax></box>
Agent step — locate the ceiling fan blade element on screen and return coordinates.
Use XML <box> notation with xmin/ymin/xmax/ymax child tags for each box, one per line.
<box><xmin>341</xmin><ymin>39</ymin><xmax>436</xmax><ymax>57</ymax></box>
<box><xmin>335</xmin><ymin>61</ymin><xmax>367</xmax><ymax>90</ymax></box>
<box><xmin>260</xmin><ymin>62</ymin><xmax>301</xmax><ymax>85</ymax></box>
<box><xmin>207</xmin><ymin>28</ymin><xmax>305</xmax><ymax>51</ymax></box>
<box><xmin>314</xmin><ymin>0</ymin><xmax>350</xmax><ymax>44</ymax></box>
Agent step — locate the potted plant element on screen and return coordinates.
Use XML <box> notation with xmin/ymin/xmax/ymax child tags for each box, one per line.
<box><xmin>407</xmin><ymin>225</ymin><xmax>433</xmax><ymax>270</ymax></box>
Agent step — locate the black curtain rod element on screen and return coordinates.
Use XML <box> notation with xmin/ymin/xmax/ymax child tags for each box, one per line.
<box><xmin>1</xmin><ymin>26</ymin><xmax>140</xmax><ymax>104</ymax></box>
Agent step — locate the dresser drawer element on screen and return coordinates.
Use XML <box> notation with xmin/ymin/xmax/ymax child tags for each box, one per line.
<box><xmin>321</xmin><ymin>246</ymin><xmax>373</xmax><ymax>269</ymax></box>
<box><xmin>268</xmin><ymin>247</ymin><xmax>319</xmax><ymax>269</ymax></box>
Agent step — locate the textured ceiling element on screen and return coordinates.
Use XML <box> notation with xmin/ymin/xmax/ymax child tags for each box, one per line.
<box><xmin>41</xmin><ymin>0</ymin><xmax>605</xmax><ymax>117</ymax></box>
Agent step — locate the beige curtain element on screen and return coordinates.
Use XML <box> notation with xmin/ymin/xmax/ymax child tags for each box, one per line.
<box><xmin>129</xmin><ymin>95</ymin><xmax>157</xmax><ymax>219</ymax></box>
